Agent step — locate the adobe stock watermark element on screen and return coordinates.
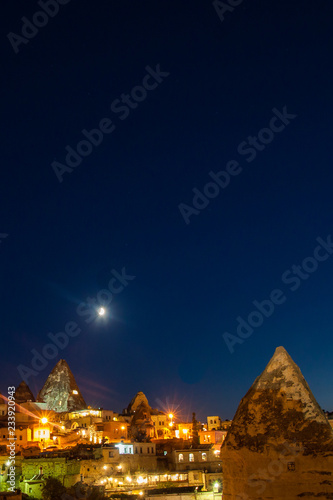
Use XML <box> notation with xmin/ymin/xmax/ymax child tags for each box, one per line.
<box><xmin>7</xmin><ymin>0</ymin><xmax>72</xmax><ymax>54</ymax></box>
<box><xmin>223</xmin><ymin>234</ymin><xmax>333</xmax><ymax>353</ymax></box>
<box><xmin>51</xmin><ymin>64</ymin><xmax>170</xmax><ymax>183</ymax></box>
<box><xmin>17</xmin><ymin>267</ymin><xmax>135</xmax><ymax>383</ymax></box>
<box><xmin>213</xmin><ymin>0</ymin><xmax>244</xmax><ymax>23</ymax></box>
<box><xmin>239</xmin><ymin>442</ymin><xmax>303</xmax><ymax>500</ymax></box>
<box><xmin>178</xmin><ymin>106</ymin><xmax>297</xmax><ymax>224</ymax></box>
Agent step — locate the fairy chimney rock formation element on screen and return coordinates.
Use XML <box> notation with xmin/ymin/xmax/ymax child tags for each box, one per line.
<box><xmin>221</xmin><ymin>346</ymin><xmax>333</xmax><ymax>499</ymax></box>
<box><xmin>37</xmin><ymin>359</ymin><xmax>86</xmax><ymax>412</ymax></box>
<box><xmin>15</xmin><ymin>381</ymin><xmax>35</xmax><ymax>403</ymax></box>
<box><xmin>127</xmin><ymin>391</ymin><xmax>150</xmax><ymax>414</ymax></box>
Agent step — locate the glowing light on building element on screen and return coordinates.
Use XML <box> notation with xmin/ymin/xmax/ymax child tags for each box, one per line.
<box><xmin>72</xmin><ymin>390</ymin><xmax>78</xmax><ymax>395</ymax></box>
<box><xmin>213</xmin><ymin>481</ymin><xmax>220</xmax><ymax>492</ymax></box>
<box><xmin>41</xmin><ymin>417</ymin><xmax>48</xmax><ymax>424</ymax></box>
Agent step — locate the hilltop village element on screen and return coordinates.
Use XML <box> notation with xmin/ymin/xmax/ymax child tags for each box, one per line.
<box><xmin>0</xmin><ymin>348</ymin><xmax>332</xmax><ymax>499</ymax></box>
<box><xmin>0</xmin><ymin>359</ymin><xmax>229</xmax><ymax>499</ymax></box>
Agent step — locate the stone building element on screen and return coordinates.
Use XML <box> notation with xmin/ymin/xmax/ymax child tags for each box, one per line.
<box><xmin>221</xmin><ymin>346</ymin><xmax>333</xmax><ymax>499</ymax></box>
<box><xmin>101</xmin><ymin>442</ymin><xmax>158</xmax><ymax>473</ymax></box>
<box><xmin>207</xmin><ymin>416</ymin><xmax>221</xmax><ymax>431</ymax></box>
<box><xmin>172</xmin><ymin>445</ymin><xmax>222</xmax><ymax>472</ymax></box>
<box><xmin>198</xmin><ymin>430</ymin><xmax>227</xmax><ymax>453</ymax></box>
<box><xmin>21</xmin><ymin>456</ymin><xmax>81</xmax><ymax>498</ymax></box>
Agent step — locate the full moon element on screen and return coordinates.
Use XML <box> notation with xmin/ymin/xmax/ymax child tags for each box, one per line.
<box><xmin>98</xmin><ymin>307</ymin><xmax>106</xmax><ymax>316</ymax></box>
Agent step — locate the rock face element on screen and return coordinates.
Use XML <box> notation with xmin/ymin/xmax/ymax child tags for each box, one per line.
<box><xmin>15</xmin><ymin>381</ymin><xmax>35</xmax><ymax>403</ymax></box>
<box><xmin>127</xmin><ymin>391</ymin><xmax>150</xmax><ymax>414</ymax></box>
<box><xmin>221</xmin><ymin>346</ymin><xmax>333</xmax><ymax>499</ymax></box>
<box><xmin>37</xmin><ymin>359</ymin><xmax>86</xmax><ymax>412</ymax></box>
<box><xmin>126</xmin><ymin>392</ymin><xmax>155</xmax><ymax>441</ymax></box>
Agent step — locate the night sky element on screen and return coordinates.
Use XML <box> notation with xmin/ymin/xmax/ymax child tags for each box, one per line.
<box><xmin>1</xmin><ymin>0</ymin><xmax>333</xmax><ymax>421</ymax></box>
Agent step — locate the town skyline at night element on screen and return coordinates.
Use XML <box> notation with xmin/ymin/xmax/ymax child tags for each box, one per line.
<box><xmin>1</xmin><ymin>0</ymin><xmax>333</xmax><ymax>433</ymax></box>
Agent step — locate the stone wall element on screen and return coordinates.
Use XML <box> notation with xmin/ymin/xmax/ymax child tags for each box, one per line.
<box><xmin>222</xmin><ymin>446</ymin><xmax>333</xmax><ymax>499</ymax></box>
<box><xmin>22</xmin><ymin>457</ymin><xmax>80</xmax><ymax>488</ymax></box>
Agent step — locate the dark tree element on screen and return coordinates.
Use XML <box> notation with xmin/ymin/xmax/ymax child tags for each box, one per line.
<box><xmin>41</xmin><ymin>477</ymin><xmax>67</xmax><ymax>500</ymax></box>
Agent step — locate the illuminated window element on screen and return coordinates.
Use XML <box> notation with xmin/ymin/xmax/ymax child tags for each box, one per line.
<box><xmin>179</xmin><ymin>454</ymin><xmax>184</xmax><ymax>462</ymax></box>
<box><xmin>189</xmin><ymin>453</ymin><xmax>194</xmax><ymax>462</ymax></box>
<box><xmin>202</xmin><ymin>453</ymin><xmax>207</xmax><ymax>461</ymax></box>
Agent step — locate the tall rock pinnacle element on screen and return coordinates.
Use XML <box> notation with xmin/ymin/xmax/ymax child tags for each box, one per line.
<box><xmin>15</xmin><ymin>381</ymin><xmax>35</xmax><ymax>403</ymax></box>
<box><xmin>221</xmin><ymin>346</ymin><xmax>333</xmax><ymax>499</ymax></box>
<box><xmin>37</xmin><ymin>359</ymin><xmax>86</xmax><ymax>412</ymax></box>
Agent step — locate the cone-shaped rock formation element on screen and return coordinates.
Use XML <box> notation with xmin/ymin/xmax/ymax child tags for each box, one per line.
<box><xmin>127</xmin><ymin>391</ymin><xmax>150</xmax><ymax>414</ymax></box>
<box><xmin>37</xmin><ymin>359</ymin><xmax>86</xmax><ymax>412</ymax></box>
<box><xmin>15</xmin><ymin>381</ymin><xmax>35</xmax><ymax>403</ymax></box>
<box><xmin>221</xmin><ymin>346</ymin><xmax>333</xmax><ymax>499</ymax></box>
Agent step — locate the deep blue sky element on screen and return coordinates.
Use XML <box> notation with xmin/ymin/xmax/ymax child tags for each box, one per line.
<box><xmin>1</xmin><ymin>0</ymin><xmax>333</xmax><ymax>421</ymax></box>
